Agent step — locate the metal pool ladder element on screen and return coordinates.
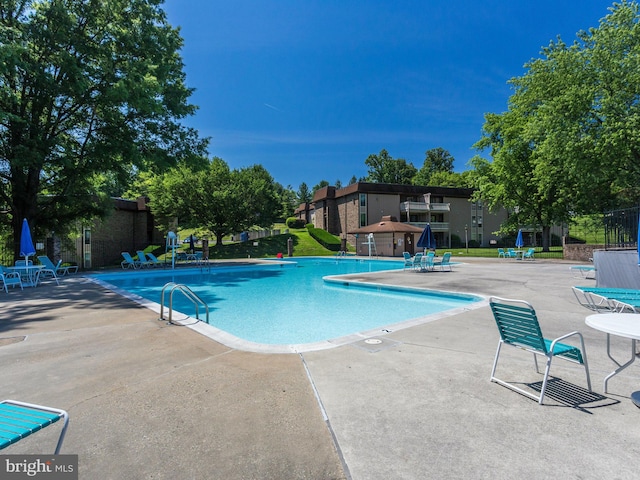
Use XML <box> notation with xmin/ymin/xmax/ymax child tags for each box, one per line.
<box><xmin>159</xmin><ymin>282</ymin><xmax>209</xmax><ymax>325</ymax></box>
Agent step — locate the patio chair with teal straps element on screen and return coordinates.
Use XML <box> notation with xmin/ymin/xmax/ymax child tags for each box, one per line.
<box><xmin>433</xmin><ymin>252</ymin><xmax>452</xmax><ymax>271</ymax></box>
<box><xmin>402</xmin><ymin>252</ymin><xmax>413</xmax><ymax>270</ymax></box>
<box><xmin>0</xmin><ymin>266</ymin><xmax>23</xmax><ymax>292</ymax></box>
<box><xmin>489</xmin><ymin>296</ymin><xmax>591</xmax><ymax>405</ymax></box>
<box><xmin>0</xmin><ymin>400</ymin><xmax>69</xmax><ymax>454</ymax></box>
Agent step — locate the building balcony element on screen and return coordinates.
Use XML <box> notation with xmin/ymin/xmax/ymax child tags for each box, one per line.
<box><xmin>408</xmin><ymin>222</ymin><xmax>449</xmax><ymax>232</ymax></box>
<box><xmin>401</xmin><ymin>201</ymin><xmax>450</xmax><ymax>213</ymax></box>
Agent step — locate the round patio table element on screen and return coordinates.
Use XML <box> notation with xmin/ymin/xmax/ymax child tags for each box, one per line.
<box><xmin>585</xmin><ymin>313</ymin><xmax>640</xmax><ymax>395</ymax></box>
<box><xmin>8</xmin><ymin>265</ymin><xmax>43</xmax><ymax>287</ymax></box>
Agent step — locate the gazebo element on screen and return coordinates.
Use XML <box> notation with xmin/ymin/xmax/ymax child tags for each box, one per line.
<box><xmin>349</xmin><ymin>216</ymin><xmax>423</xmax><ymax>257</ymax></box>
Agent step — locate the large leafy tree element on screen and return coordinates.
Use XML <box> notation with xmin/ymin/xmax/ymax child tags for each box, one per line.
<box><xmin>149</xmin><ymin>158</ymin><xmax>281</xmax><ymax>246</ymax></box>
<box><xmin>364</xmin><ymin>149</ymin><xmax>417</xmax><ymax>184</ymax></box>
<box><xmin>474</xmin><ymin>1</ymin><xmax>640</xmax><ymax>250</ymax></box>
<box><xmin>275</xmin><ymin>183</ymin><xmax>297</xmax><ymax>219</ymax></box>
<box><xmin>0</xmin><ymin>0</ymin><xmax>207</xmax><ymax>258</ymax></box>
<box><xmin>413</xmin><ymin>147</ymin><xmax>455</xmax><ymax>185</ymax></box>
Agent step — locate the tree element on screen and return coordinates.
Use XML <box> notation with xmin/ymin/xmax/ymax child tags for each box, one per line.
<box><xmin>348</xmin><ymin>175</ymin><xmax>358</xmax><ymax>185</ymax></box>
<box><xmin>413</xmin><ymin>147</ymin><xmax>455</xmax><ymax>185</ymax></box>
<box><xmin>473</xmin><ymin>1</ymin><xmax>640</xmax><ymax>250</ymax></box>
<box><xmin>297</xmin><ymin>182</ymin><xmax>312</xmax><ymax>204</ymax></box>
<box><xmin>427</xmin><ymin>171</ymin><xmax>471</xmax><ymax>188</ymax></box>
<box><xmin>364</xmin><ymin>149</ymin><xmax>417</xmax><ymax>184</ymax></box>
<box><xmin>0</xmin><ymin>0</ymin><xmax>207</xmax><ymax>259</ymax></box>
<box><xmin>148</xmin><ymin>158</ymin><xmax>281</xmax><ymax>246</ymax></box>
<box><xmin>275</xmin><ymin>183</ymin><xmax>297</xmax><ymax>219</ymax></box>
<box><xmin>311</xmin><ymin>180</ymin><xmax>329</xmax><ymax>197</ymax></box>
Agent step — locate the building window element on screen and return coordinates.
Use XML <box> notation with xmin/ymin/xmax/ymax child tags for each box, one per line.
<box><xmin>359</xmin><ymin>194</ymin><xmax>367</xmax><ymax>226</ymax></box>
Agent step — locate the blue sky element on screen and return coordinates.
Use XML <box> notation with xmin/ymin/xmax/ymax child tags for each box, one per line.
<box><xmin>162</xmin><ymin>0</ymin><xmax>615</xmax><ymax>189</ymax></box>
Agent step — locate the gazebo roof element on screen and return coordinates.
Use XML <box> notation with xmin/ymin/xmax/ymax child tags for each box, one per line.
<box><xmin>349</xmin><ymin>216</ymin><xmax>423</xmax><ymax>234</ymax></box>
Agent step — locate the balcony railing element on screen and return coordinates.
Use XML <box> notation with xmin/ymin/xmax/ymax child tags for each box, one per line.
<box><xmin>409</xmin><ymin>222</ymin><xmax>449</xmax><ymax>232</ymax></box>
<box><xmin>401</xmin><ymin>201</ymin><xmax>450</xmax><ymax>213</ymax></box>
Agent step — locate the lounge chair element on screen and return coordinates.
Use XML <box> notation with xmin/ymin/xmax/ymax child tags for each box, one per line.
<box><xmin>506</xmin><ymin>248</ymin><xmax>518</xmax><ymax>259</ymax></box>
<box><xmin>572</xmin><ymin>286</ymin><xmax>638</xmax><ymax>313</ymax></box>
<box><xmin>121</xmin><ymin>252</ymin><xmax>140</xmax><ymax>269</ymax></box>
<box><xmin>34</xmin><ymin>256</ymin><xmax>60</xmax><ymax>285</ymax></box>
<box><xmin>570</xmin><ymin>265</ymin><xmax>596</xmax><ymax>279</ymax></box>
<box><xmin>146</xmin><ymin>252</ymin><xmax>162</xmax><ymax>267</ymax></box>
<box><xmin>489</xmin><ymin>296</ymin><xmax>591</xmax><ymax>404</ymax></box>
<box><xmin>523</xmin><ymin>248</ymin><xmax>535</xmax><ymax>260</ymax></box>
<box><xmin>433</xmin><ymin>252</ymin><xmax>452</xmax><ymax>271</ymax></box>
<box><xmin>402</xmin><ymin>252</ymin><xmax>413</xmax><ymax>270</ymax></box>
<box><xmin>497</xmin><ymin>248</ymin><xmax>506</xmax><ymax>258</ymax></box>
<box><xmin>136</xmin><ymin>251</ymin><xmax>154</xmax><ymax>268</ymax></box>
<box><xmin>0</xmin><ymin>267</ymin><xmax>23</xmax><ymax>293</ymax></box>
<box><xmin>38</xmin><ymin>255</ymin><xmax>77</xmax><ymax>276</ymax></box>
<box><xmin>0</xmin><ymin>399</ymin><xmax>69</xmax><ymax>454</ymax></box>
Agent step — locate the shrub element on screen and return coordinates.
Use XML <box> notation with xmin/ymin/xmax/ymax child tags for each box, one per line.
<box><xmin>306</xmin><ymin>225</ymin><xmax>342</xmax><ymax>251</ymax></box>
<box><xmin>286</xmin><ymin>217</ymin><xmax>306</xmax><ymax>229</ymax></box>
<box><xmin>450</xmin><ymin>234</ymin><xmax>463</xmax><ymax>248</ymax></box>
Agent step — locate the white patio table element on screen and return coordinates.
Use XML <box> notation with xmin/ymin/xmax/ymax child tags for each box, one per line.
<box><xmin>585</xmin><ymin>313</ymin><xmax>640</xmax><ymax>394</ymax></box>
<box><xmin>9</xmin><ymin>265</ymin><xmax>43</xmax><ymax>287</ymax></box>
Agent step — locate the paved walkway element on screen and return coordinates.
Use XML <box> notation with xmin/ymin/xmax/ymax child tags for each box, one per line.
<box><xmin>1</xmin><ymin>258</ymin><xmax>640</xmax><ymax>479</ymax></box>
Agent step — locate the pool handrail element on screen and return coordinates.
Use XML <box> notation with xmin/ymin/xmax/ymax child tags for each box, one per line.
<box><xmin>160</xmin><ymin>282</ymin><xmax>209</xmax><ymax>325</ymax></box>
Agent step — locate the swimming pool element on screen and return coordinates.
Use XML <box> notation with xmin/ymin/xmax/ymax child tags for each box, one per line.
<box><xmin>91</xmin><ymin>257</ymin><xmax>483</xmax><ymax>352</ymax></box>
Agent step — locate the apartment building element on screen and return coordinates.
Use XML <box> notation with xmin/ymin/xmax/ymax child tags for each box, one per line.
<box><xmin>311</xmin><ymin>182</ymin><xmax>507</xmax><ymax>256</ymax></box>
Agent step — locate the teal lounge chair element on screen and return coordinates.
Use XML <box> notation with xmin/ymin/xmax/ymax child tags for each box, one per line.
<box><xmin>146</xmin><ymin>252</ymin><xmax>162</xmax><ymax>267</ymax></box>
<box><xmin>136</xmin><ymin>251</ymin><xmax>154</xmax><ymax>268</ymax></box>
<box><xmin>34</xmin><ymin>256</ymin><xmax>60</xmax><ymax>285</ymax></box>
<box><xmin>489</xmin><ymin>296</ymin><xmax>591</xmax><ymax>404</ymax></box>
<box><xmin>38</xmin><ymin>255</ymin><xmax>77</xmax><ymax>276</ymax></box>
<box><xmin>0</xmin><ymin>400</ymin><xmax>69</xmax><ymax>454</ymax></box>
<box><xmin>497</xmin><ymin>248</ymin><xmax>506</xmax><ymax>258</ymax></box>
<box><xmin>570</xmin><ymin>265</ymin><xmax>596</xmax><ymax>279</ymax></box>
<box><xmin>121</xmin><ymin>252</ymin><xmax>140</xmax><ymax>269</ymax></box>
<box><xmin>523</xmin><ymin>248</ymin><xmax>535</xmax><ymax>260</ymax></box>
<box><xmin>572</xmin><ymin>286</ymin><xmax>638</xmax><ymax>312</ymax></box>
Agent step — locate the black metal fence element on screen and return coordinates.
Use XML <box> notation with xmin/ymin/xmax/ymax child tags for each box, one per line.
<box><xmin>604</xmin><ymin>206</ymin><xmax>639</xmax><ymax>250</ymax></box>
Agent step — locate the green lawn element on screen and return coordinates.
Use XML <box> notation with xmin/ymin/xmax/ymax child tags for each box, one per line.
<box><xmin>169</xmin><ymin>227</ymin><xmax>564</xmax><ymax>260</ymax></box>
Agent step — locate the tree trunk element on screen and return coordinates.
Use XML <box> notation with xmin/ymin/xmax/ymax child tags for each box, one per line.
<box><xmin>541</xmin><ymin>225</ymin><xmax>551</xmax><ymax>252</ymax></box>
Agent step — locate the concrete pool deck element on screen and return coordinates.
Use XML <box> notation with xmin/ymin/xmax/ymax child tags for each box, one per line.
<box><xmin>1</xmin><ymin>257</ymin><xmax>640</xmax><ymax>478</ymax></box>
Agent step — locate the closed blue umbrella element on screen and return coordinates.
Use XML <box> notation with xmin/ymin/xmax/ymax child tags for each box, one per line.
<box><xmin>515</xmin><ymin>229</ymin><xmax>524</xmax><ymax>249</ymax></box>
<box><xmin>417</xmin><ymin>224</ymin><xmax>436</xmax><ymax>251</ymax></box>
<box><xmin>20</xmin><ymin>218</ymin><xmax>36</xmax><ymax>264</ymax></box>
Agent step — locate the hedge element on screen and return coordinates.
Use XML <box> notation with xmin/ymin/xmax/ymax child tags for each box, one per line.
<box><xmin>306</xmin><ymin>225</ymin><xmax>342</xmax><ymax>251</ymax></box>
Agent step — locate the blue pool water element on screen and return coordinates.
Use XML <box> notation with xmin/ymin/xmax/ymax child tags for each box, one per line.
<box><xmin>93</xmin><ymin>257</ymin><xmax>481</xmax><ymax>346</ymax></box>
